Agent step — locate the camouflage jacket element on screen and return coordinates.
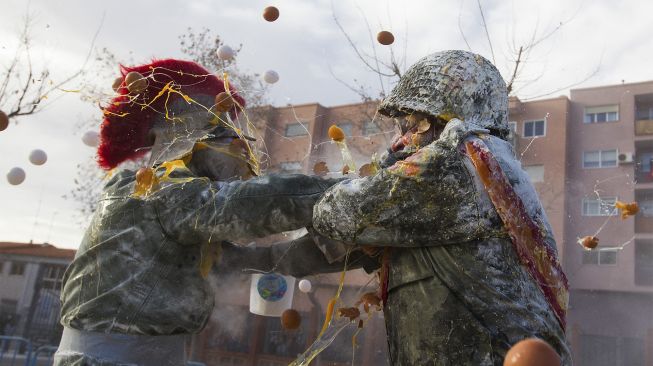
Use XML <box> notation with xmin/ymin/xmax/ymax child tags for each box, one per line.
<box><xmin>313</xmin><ymin>120</ymin><xmax>572</xmax><ymax>365</ymax></box>
<box><xmin>60</xmin><ymin>169</ymin><xmax>339</xmax><ymax>335</ymax></box>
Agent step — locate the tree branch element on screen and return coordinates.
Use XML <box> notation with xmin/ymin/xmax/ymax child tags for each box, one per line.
<box><xmin>476</xmin><ymin>0</ymin><xmax>496</xmax><ymax>65</ymax></box>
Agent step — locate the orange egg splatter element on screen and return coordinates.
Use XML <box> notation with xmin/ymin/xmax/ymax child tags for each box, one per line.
<box><xmin>356</xmin><ymin>292</ymin><xmax>382</xmax><ymax>313</ymax></box>
<box><xmin>615</xmin><ymin>200</ymin><xmax>639</xmax><ymax>219</ymax></box>
<box><xmin>358</xmin><ymin>163</ymin><xmax>378</xmax><ymax>177</ymax></box>
<box><xmin>337</xmin><ymin>307</ymin><xmax>360</xmax><ymax>321</ymax></box>
<box><xmin>134</xmin><ymin>167</ymin><xmax>158</xmax><ymax>197</ymax></box>
<box><xmin>503</xmin><ymin>338</ymin><xmax>561</xmax><ymax>366</ymax></box>
<box><xmin>328</xmin><ymin>124</ymin><xmax>346</xmax><ymax>142</ymax></box>
<box><xmin>313</xmin><ymin>161</ymin><xmax>329</xmax><ymax>176</ymax></box>
<box><xmin>578</xmin><ymin>236</ymin><xmax>599</xmax><ymax>250</ymax></box>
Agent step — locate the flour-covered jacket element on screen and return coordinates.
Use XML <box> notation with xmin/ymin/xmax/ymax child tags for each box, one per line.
<box><xmin>60</xmin><ymin>169</ymin><xmax>339</xmax><ymax>335</ymax></box>
<box><xmin>313</xmin><ymin>120</ymin><xmax>571</xmax><ymax>365</ymax></box>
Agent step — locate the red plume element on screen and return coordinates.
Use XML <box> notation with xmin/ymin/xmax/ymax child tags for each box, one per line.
<box><xmin>97</xmin><ymin>59</ymin><xmax>245</xmax><ymax>170</ymax></box>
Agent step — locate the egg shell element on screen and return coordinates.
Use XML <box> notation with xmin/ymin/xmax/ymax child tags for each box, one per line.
<box><xmin>263</xmin><ymin>6</ymin><xmax>280</xmax><ymax>22</ymax></box>
<box><xmin>29</xmin><ymin>149</ymin><xmax>47</xmax><ymax>165</ymax></box>
<box><xmin>377</xmin><ymin>31</ymin><xmax>395</xmax><ymax>45</ymax></box>
<box><xmin>298</xmin><ymin>279</ymin><xmax>312</xmax><ymax>293</ymax></box>
<box><xmin>0</xmin><ymin>110</ymin><xmax>8</xmax><ymax>131</ymax></box>
<box><xmin>503</xmin><ymin>338</ymin><xmax>561</xmax><ymax>366</ymax></box>
<box><xmin>215</xmin><ymin>92</ymin><xmax>235</xmax><ymax>112</ymax></box>
<box><xmin>281</xmin><ymin>309</ymin><xmax>301</xmax><ymax>330</ymax></box>
<box><xmin>82</xmin><ymin>131</ymin><xmax>100</xmax><ymax>147</ymax></box>
<box><xmin>125</xmin><ymin>72</ymin><xmax>147</xmax><ymax>94</ymax></box>
<box><xmin>217</xmin><ymin>45</ymin><xmax>235</xmax><ymax>60</ymax></box>
<box><xmin>7</xmin><ymin>167</ymin><xmax>26</xmax><ymax>185</ymax></box>
<box><xmin>263</xmin><ymin>70</ymin><xmax>279</xmax><ymax>84</ymax></box>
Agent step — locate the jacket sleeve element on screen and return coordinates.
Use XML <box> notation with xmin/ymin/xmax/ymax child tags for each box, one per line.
<box><xmin>152</xmin><ymin>173</ymin><xmax>342</xmax><ymax>245</ymax></box>
<box><xmin>217</xmin><ymin>234</ymin><xmax>380</xmax><ymax>278</ymax></box>
<box><xmin>312</xmin><ymin>140</ymin><xmax>486</xmax><ymax>247</ymax></box>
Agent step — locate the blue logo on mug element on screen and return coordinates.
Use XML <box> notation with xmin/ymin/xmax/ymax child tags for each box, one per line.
<box><xmin>257</xmin><ymin>274</ymin><xmax>288</xmax><ymax>302</ymax></box>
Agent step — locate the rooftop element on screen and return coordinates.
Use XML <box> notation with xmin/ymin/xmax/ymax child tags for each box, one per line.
<box><xmin>0</xmin><ymin>242</ymin><xmax>76</xmax><ymax>260</ymax></box>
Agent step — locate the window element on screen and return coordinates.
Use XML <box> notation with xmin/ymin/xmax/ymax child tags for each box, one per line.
<box><xmin>9</xmin><ymin>261</ymin><xmax>25</xmax><ymax>276</ymax></box>
<box><xmin>41</xmin><ymin>264</ymin><xmax>66</xmax><ymax>290</ymax></box>
<box><xmin>279</xmin><ymin>161</ymin><xmax>302</xmax><ymax>173</ymax></box>
<box><xmin>284</xmin><ymin>123</ymin><xmax>308</xmax><ymax>137</ymax></box>
<box><xmin>363</xmin><ymin>121</ymin><xmax>381</xmax><ymax>135</ymax></box>
<box><xmin>337</xmin><ymin>122</ymin><xmax>353</xmax><ymax>137</ymax></box>
<box><xmin>635</xmin><ymin>241</ymin><xmax>653</xmax><ymax>285</ymax></box>
<box><xmin>523</xmin><ymin>165</ymin><xmax>544</xmax><ymax>183</ymax></box>
<box><xmin>0</xmin><ymin>299</ymin><xmax>17</xmax><ymax>314</ymax></box>
<box><xmin>261</xmin><ymin>311</ymin><xmax>308</xmax><ymax>357</ymax></box>
<box><xmin>582</xmin><ymin>197</ymin><xmax>617</xmax><ymax>216</ymax></box>
<box><xmin>582</xmin><ymin>248</ymin><xmax>617</xmax><ymax>265</ymax></box>
<box><xmin>584</xmin><ymin>105</ymin><xmax>619</xmax><ymax>123</ymax></box>
<box><xmin>639</xmin><ymin>201</ymin><xmax>653</xmax><ymax>218</ymax></box>
<box><xmin>638</xmin><ymin>152</ymin><xmax>653</xmax><ymax>173</ymax></box>
<box><xmin>636</xmin><ymin>106</ymin><xmax>653</xmax><ymax>120</ymax></box>
<box><xmin>523</xmin><ymin>120</ymin><xmax>545</xmax><ymax>137</ymax></box>
<box><xmin>583</xmin><ymin>149</ymin><xmax>618</xmax><ymax>168</ymax></box>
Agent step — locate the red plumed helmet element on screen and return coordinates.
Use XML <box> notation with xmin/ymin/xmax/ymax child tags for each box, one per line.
<box><xmin>97</xmin><ymin>59</ymin><xmax>245</xmax><ymax>170</ymax></box>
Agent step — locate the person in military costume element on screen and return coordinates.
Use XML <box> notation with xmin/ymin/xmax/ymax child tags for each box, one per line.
<box><xmin>265</xmin><ymin>50</ymin><xmax>572</xmax><ymax>365</ymax></box>
<box><xmin>54</xmin><ymin>59</ymin><xmax>353</xmax><ymax>366</ymax></box>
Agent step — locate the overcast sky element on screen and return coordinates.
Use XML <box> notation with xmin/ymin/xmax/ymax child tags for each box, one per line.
<box><xmin>1</xmin><ymin>0</ymin><xmax>651</xmax><ymax>249</ymax></box>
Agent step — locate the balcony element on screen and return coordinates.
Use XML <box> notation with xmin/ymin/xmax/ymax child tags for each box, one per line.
<box><xmin>634</xmin><ymin>147</ymin><xmax>653</xmax><ymax>185</ymax></box>
<box><xmin>635</xmin><ymin>119</ymin><xmax>653</xmax><ymax>136</ymax></box>
<box><xmin>635</xmin><ymin>93</ymin><xmax>653</xmax><ymax>136</ymax></box>
<box><xmin>635</xmin><ymin>240</ymin><xmax>653</xmax><ymax>286</ymax></box>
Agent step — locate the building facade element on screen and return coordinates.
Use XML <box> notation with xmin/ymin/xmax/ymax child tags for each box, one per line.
<box><xmin>0</xmin><ymin>242</ymin><xmax>74</xmax><ymax>347</ymax></box>
<box><xmin>564</xmin><ymin>82</ymin><xmax>653</xmax><ymax>366</ymax></box>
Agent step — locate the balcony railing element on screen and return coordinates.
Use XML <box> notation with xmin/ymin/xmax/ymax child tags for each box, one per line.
<box><xmin>635</xmin><ymin>119</ymin><xmax>653</xmax><ymax>135</ymax></box>
<box><xmin>635</xmin><ymin>170</ymin><xmax>653</xmax><ymax>184</ymax></box>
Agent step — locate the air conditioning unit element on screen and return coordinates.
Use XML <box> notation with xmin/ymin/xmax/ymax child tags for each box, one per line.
<box><xmin>618</xmin><ymin>152</ymin><xmax>634</xmax><ymax>164</ymax></box>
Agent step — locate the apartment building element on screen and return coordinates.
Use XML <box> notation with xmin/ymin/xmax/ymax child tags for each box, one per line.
<box><xmin>564</xmin><ymin>81</ymin><xmax>653</xmax><ymax>366</ymax></box>
<box><xmin>0</xmin><ymin>242</ymin><xmax>74</xmax><ymax>347</ymax></box>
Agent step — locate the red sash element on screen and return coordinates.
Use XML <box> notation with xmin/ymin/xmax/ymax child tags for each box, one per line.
<box><xmin>464</xmin><ymin>137</ymin><xmax>569</xmax><ymax>329</ymax></box>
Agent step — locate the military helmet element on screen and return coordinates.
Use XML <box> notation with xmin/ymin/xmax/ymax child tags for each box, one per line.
<box><xmin>378</xmin><ymin>50</ymin><xmax>509</xmax><ymax>139</ymax></box>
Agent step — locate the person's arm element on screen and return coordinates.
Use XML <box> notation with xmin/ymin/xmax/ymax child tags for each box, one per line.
<box><xmin>313</xmin><ymin>139</ymin><xmax>486</xmax><ymax>247</ymax></box>
<box><xmin>152</xmin><ymin>173</ymin><xmax>342</xmax><ymax>245</ymax></box>
<box><xmin>217</xmin><ymin>234</ymin><xmax>380</xmax><ymax>278</ymax></box>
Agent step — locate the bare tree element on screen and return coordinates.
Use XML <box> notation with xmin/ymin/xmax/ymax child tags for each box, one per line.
<box><xmin>0</xmin><ymin>13</ymin><xmax>99</xmax><ymax>123</ymax></box>
<box><xmin>331</xmin><ymin>1</ymin><xmax>598</xmax><ymax>104</ymax></box>
<box><xmin>178</xmin><ymin>27</ymin><xmax>269</xmax><ymax>109</ymax></box>
<box><xmin>66</xmin><ymin>28</ymin><xmax>270</xmax><ymax>222</ymax></box>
